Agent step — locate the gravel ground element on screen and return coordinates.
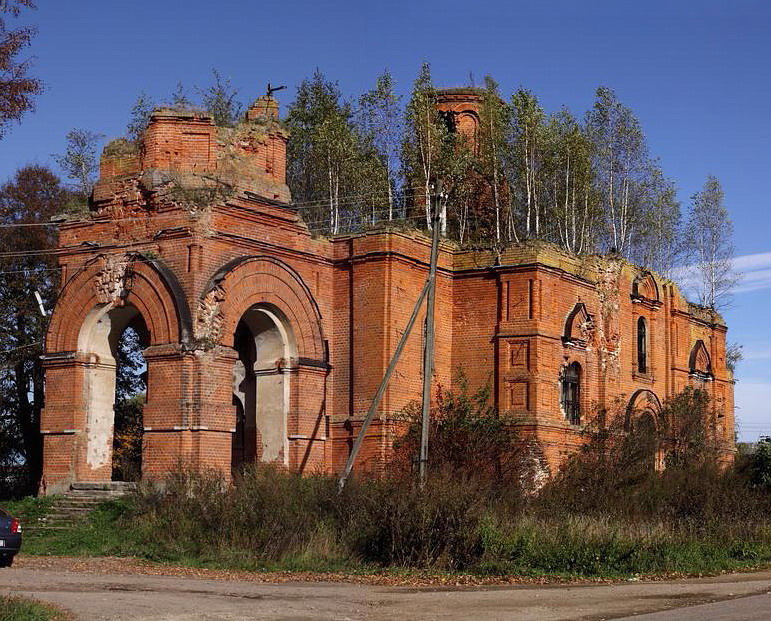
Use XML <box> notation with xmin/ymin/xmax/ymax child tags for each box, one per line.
<box><xmin>0</xmin><ymin>556</ymin><xmax>770</xmax><ymax>620</ymax></box>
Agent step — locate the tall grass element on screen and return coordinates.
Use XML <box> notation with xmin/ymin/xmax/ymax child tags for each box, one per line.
<box><xmin>18</xmin><ymin>382</ymin><xmax>771</xmax><ymax>578</ymax></box>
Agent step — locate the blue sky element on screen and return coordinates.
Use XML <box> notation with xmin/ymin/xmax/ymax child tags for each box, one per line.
<box><xmin>2</xmin><ymin>0</ymin><xmax>769</xmax><ymax>440</ymax></box>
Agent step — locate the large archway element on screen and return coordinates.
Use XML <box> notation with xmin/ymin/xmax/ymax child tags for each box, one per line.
<box><xmin>42</xmin><ymin>254</ymin><xmax>191</xmax><ymax>492</ymax></box>
<box><xmin>231</xmin><ymin>305</ymin><xmax>297</xmax><ymax>471</ymax></box>
<box><xmin>201</xmin><ymin>256</ymin><xmax>329</xmax><ymax>474</ymax></box>
<box><xmin>77</xmin><ymin>304</ymin><xmax>149</xmax><ymax>481</ymax></box>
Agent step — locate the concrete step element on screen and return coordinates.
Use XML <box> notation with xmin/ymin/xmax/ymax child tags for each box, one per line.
<box><xmin>45</xmin><ymin>509</ymin><xmax>89</xmax><ymax>517</ymax></box>
<box><xmin>70</xmin><ymin>481</ymin><xmax>136</xmax><ymax>493</ymax></box>
<box><xmin>55</xmin><ymin>498</ymin><xmax>110</xmax><ymax>507</ymax></box>
<box><xmin>25</xmin><ymin>481</ymin><xmax>137</xmax><ymax>534</ymax></box>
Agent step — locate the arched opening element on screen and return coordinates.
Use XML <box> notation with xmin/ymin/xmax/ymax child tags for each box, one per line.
<box><xmin>637</xmin><ymin>317</ymin><xmax>648</xmax><ymax>373</ymax></box>
<box><xmin>689</xmin><ymin>340</ymin><xmax>712</xmax><ymax>388</ymax></box>
<box><xmin>625</xmin><ymin>390</ymin><xmax>664</xmax><ymax>471</ymax></box>
<box><xmin>629</xmin><ymin>411</ymin><xmax>662</xmax><ymax>471</ymax></box>
<box><xmin>78</xmin><ymin>304</ymin><xmax>149</xmax><ymax>481</ymax></box>
<box><xmin>231</xmin><ymin>305</ymin><xmax>295</xmax><ymax>472</ymax></box>
<box><xmin>561</xmin><ymin>362</ymin><xmax>581</xmax><ymax>425</ymax></box>
<box><xmin>112</xmin><ymin>320</ymin><xmax>147</xmax><ymax>481</ymax></box>
<box><xmin>563</xmin><ymin>303</ymin><xmax>593</xmax><ymax>348</ymax></box>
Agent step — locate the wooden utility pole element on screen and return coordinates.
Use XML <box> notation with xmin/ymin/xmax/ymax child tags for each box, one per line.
<box><xmin>419</xmin><ymin>183</ymin><xmax>442</xmax><ymax>486</ymax></box>
<box><xmin>337</xmin><ymin>185</ymin><xmax>443</xmax><ymax>492</ymax></box>
<box><xmin>337</xmin><ymin>279</ymin><xmax>430</xmax><ymax>491</ymax></box>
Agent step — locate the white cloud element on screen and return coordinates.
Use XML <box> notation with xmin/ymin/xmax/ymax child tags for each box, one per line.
<box><xmin>734</xmin><ymin>268</ymin><xmax>771</xmax><ymax>294</ymax></box>
<box><xmin>676</xmin><ymin>250</ymin><xmax>771</xmax><ymax>298</ymax></box>
<box><xmin>733</xmin><ymin>252</ymin><xmax>771</xmax><ymax>272</ymax></box>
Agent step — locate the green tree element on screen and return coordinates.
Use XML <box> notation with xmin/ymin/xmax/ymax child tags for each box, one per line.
<box><xmin>287</xmin><ymin>70</ymin><xmax>384</xmax><ymax>234</ymax></box>
<box><xmin>358</xmin><ymin>70</ymin><xmax>403</xmax><ymax>220</ymax></box>
<box><xmin>394</xmin><ymin>370</ymin><xmax>525</xmax><ymax>486</ymax></box>
<box><xmin>0</xmin><ymin>165</ymin><xmax>66</xmax><ymax>494</ymax></box>
<box><xmin>541</xmin><ymin>107</ymin><xmax>598</xmax><ymax>254</ymax></box>
<box><xmin>585</xmin><ymin>86</ymin><xmax>650</xmax><ymax>255</ymax></box>
<box><xmin>685</xmin><ymin>175</ymin><xmax>738</xmax><ymax>309</ymax></box>
<box><xmin>476</xmin><ymin>76</ymin><xmax>512</xmax><ymax>244</ymax></box>
<box><xmin>0</xmin><ymin>0</ymin><xmax>42</xmax><ymax>138</ymax></box>
<box><xmin>634</xmin><ymin>164</ymin><xmax>681</xmax><ymax>276</ymax></box>
<box><xmin>402</xmin><ymin>62</ymin><xmax>453</xmax><ymax>229</ymax></box>
<box><xmin>54</xmin><ymin>128</ymin><xmax>103</xmax><ymax>199</ymax></box>
<box><xmin>750</xmin><ymin>436</ymin><xmax>771</xmax><ymax>490</ymax></box>
<box><xmin>112</xmin><ymin>323</ymin><xmax>146</xmax><ymax>482</ymax></box>
<box><xmin>197</xmin><ymin>69</ymin><xmax>242</xmax><ymax>127</ymax></box>
<box><xmin>127</xmin><ymin>91</ymin><xmax>155</xmax><ymax>143</ymax></box>
<box><xmin>661</xmin><ymin>387</ymin><xmax>718</xmax><ymax>469</ymax></box>
<box><xmin>170</xmin><ymin>81</ymin><xmax>191</xmax><ymax>109</ymax></box>
<box><xmin>510</xmin><ymin>88</ymin><xmax>545</xmax><ymax>239</ymax></box>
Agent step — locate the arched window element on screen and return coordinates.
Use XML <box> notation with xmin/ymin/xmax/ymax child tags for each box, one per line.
<box><xmin>561</xmin><ymin>362</ymin><xmax>581</xmax><ymax>425</ymax></box>
<box><xmin>637</xmin><ymin>317</ymin><xmax>647</xmax><ymax>373</ymax></box>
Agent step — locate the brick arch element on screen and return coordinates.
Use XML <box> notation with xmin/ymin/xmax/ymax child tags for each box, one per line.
<box><xmin>632</xmin><ymin>271</ymin><xmax>660</xmax><ymax>302</ymax></box>
<box><xmin>689</xmin><ymin>339</ymin><xmax>712</xmax><ymax>376</ymax></box>
<box><xmin>563</xmin><ymin>302</ymin><xmax>593</xmax><ymax>346</ymax></box>
<box><xmin>205</xmin><ymin>256</ymin><xmax>325</xmax><ymax>362</ymax></box>
<box><xmin>626</xmin><ymin>389</ymin><xmax>662</xmax><ymax>429</ymax></box>
<box><xmin>46</xmin><ymin>254</ymin><xmax>191</xmax><ymax>352</ymax></box>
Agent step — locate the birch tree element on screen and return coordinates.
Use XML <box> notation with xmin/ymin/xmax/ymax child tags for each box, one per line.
<box><xmin>634</xmin><ymin>164</ymin><xmax>681</xmax><ymax>277</ymax></box>
<box><xmin>286</xmin><ymin>70</ymin><xmax>385</xmax><ymax>234</ymax></box>
<box><xmin>542</xmin><ymin>108</ymin><xmax>598</xmax><ymax>254</ymax></box>
<box><xmin>358</xmin><ymin>70</ymin><xmax>403</xmax><ymax>220</ymax></box>
<box><xmin>477</xmin><ymin>76</ymin><xmax>512</xmax><ymax>244</ymax></box>
<box><xmin>685</xmin><ymin>175</ymin><xmax>738</xmax><ymax>309</ymax></box>
<box><xmin>403</xmin><ymin>62</ymin><xmax>451</xmax><ymax>229</ymax></box>
<box><xmin>510</xmin><ymin>88</ymin><xmax>545</xmax><ymax>238</ymax></box>
<box><xmin>585</xmin><ymin>87</ymin><xmax>649</xmax><ymax>254</ymax></box>
<box><xmin>54</xmin><ymin>128</ymin><xmax>103</xmax><ymax>199</ymax></box>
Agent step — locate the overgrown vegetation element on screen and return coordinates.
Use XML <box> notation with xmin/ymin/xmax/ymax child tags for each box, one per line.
<box><xmin>12</xmin><ymin>382</ymin><xmax>771</xmax><ymax>579</ymax></box>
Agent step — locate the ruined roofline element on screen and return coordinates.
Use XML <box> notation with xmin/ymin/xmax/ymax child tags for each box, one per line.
<box><xmin>323</xmin><ymin>225</ymin><xmax>717</xmax><ymax>324</ymax></box>
<box><xmin>96</xmin><ymin>95</ymin><xmax>291</xmax><ymax>204</ymax></box>
<box><xmin>436</xmin><ymin>86</ymin><xmax>485</xmax><ymax>96</ymax></box>
<box><xmin>151</xmin><ymin>106</ymin><xmax>210</xmax><ymax>120</ymax></box>
<box><xmin>687</xmin><ymin>301</ymin><xmax>726</xmax><ymax>328</ymax></box>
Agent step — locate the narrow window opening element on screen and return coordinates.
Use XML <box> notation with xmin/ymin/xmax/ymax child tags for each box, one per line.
<box><xmin>637</xmin><ymin>317</ymin><xmax>647</xmax><ymax>374</ymax></box>
<box><xmin>561</xmin><ymin>362</ymin><xmax>581</xmax><ymax>425</ymax></box>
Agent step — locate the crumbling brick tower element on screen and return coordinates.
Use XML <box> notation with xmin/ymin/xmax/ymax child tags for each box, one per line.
<box><xmin>41</xmin><ymin>96</ymin><xmax>334</xmax><ymax>493</ymax></box>
<box><xmin>406</xmin><ymin>87</ymin><xmax>502</xmax><ymax>239</ymax></box>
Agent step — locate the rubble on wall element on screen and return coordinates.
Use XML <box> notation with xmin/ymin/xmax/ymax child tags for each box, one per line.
<box><xmin>93</xmin><ymin>254</ymin><xmax>133</xmax><ymax>305</ymax></box>
<box><xmin>594</xmin><ymin>255</ymin><xmax>624</xmax><ymax>374</ymax></box>
<box><xmin>194</xmin><ymin>285</ymin><xmax>226</xmax><ymax>348</ymax></box>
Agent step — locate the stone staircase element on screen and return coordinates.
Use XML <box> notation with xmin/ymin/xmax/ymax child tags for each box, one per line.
<box><xmin>28</xmin><ymin>482</ymin><xmax>136</xmax><ymax>533</ymax></box>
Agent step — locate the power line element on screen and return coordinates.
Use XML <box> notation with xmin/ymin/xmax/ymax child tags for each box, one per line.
<box><xmin>0</xmin><ymin>341</ymin><xmax>42</xmax><ymax>355</ymax></box>
<box><xmin>0</xmin><ymin>188</ymin><xmax>428</xmax><ymax>231</ymax></box>
<box><xmin>0</xmin><ymin>219</ymin><xmax>469</xmax><ymax>262</ymax></box>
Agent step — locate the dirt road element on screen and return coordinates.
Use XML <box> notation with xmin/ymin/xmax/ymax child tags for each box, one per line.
<box><xmin>2</xmin><ymin>557</ymin><xmax>771</xmax><ymax>620</ymax></box>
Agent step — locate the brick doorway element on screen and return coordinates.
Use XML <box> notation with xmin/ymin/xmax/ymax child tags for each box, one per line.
<box><xmin>231</xmin><ymin>305</ymin><xmax>296</xmax><ymax>471</ymax></box>
<box><xmin>78</xmin><ymin>303</ymin><xmax>149</xmax><ymax>483</ymax></box>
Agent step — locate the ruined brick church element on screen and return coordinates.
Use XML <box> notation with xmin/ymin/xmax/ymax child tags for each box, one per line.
<box><xmin>39</xmin><ymin>91</ymin><xmax>735</xmax><ymax>493</ymax></box>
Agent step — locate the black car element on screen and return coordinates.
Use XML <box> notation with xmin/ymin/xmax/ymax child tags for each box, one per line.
<box><xmin>0</xmin><ymin>508</ymin><xmax>21</xmax><ymax>567</ymax></box>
